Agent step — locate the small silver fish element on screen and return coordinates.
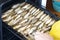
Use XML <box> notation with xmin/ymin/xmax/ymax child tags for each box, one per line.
<box><xmin>12</xmin><ymin>2</ymin><xmax>26</xmax><ymax>9</ymax></box>
<box><xmin>29</xmin><ymin>7</ymin><xmax>35</xmax><ymax>12</ymax></box>
<box><xmin>2</xmin><ymin>9</ymin><xmax>13</xmax><ymax>18</ymax></box>
<box><xmin>36</xmin><ymin>11</ymin><xmax>44</xmax><ymax>18</ymax></box>
<box><xmin>13</xmin><ymin>19</ymin><xmax>29</xmax><ymax>29</ymax></box>
<box><xmin>12</xmin><ymin>4</ymin><xmax>20</xmax><ymax>9</ymax></box>
<box><xmin>24</xmin><ymin>12</ymin><xmax>30</xmax><ymax>18</ymax></box>
<box><xmin>38</xmin><ymin>24</ymin><xmax>47</xmax><ymax>32</ymax></box>
<box><xmin>43</xmin><ymin>18</ymin><xmax>50</xmax><ymax>23</ymax></box>
<box><xmin>28</xmin><ymin>27</ymin><xmax>37</xmax><ymax>34</ymax></box>
<box><xmin>48</xmin><ymin>20</ymin><xmax>55</xmax><ymax>26</ymax></box>
<box><xmin>17</xmin><ymin>26</ymin><xmax>27</xmax><ymax>32</ymax></box>
<box><xmin>14</xmin><ymin>15</ymin><xmax>21</xmax><ymax>20</ymax></box>
<box><xmin>2</xmin><ymin>12</ymin><xmax>16</xmax><ymax>22</ymax></box>
<box><xmin>34</xmin><ymin>10</ymin><xmax>41</xmax><ymax>16</ymax></box>
<box><xmin>24</xmin><ymin>28</ymin><xmax>31</xmax><ymax>35</ymax></box>
<box><xmin>38</xmin><ymin>22</ymin><xmax>44</xmax><ymax>29</ymax></box>
<box><xmin>14</xmin><ymin>7</ymin><xmax>21</xmax><ymax>13</ymax></box>
<box><xmin>27</xmin><ymin>14</ymin><xmax>33</xmax><ymax>19</ymax></box>
<box><xmin>31</xmin><ymin>8</ymin><xmax>37</xmax><ymax>14</ymax></box>
<box><xmin>19</xmin><ymin>19</ymin><xmax>28</xmax><ymax>24</ymax></box>
<box><xmin>20</xmin><ymin>11</ymin><xmax>27</xmax><ymax>17</ymax></box>
<box><xmin>25</xmin><ymin>5</ymin><xmax>32</xmax><ymax>10</ymax></box>
<box><xmin>42</xmin><ymin>15</ymin><xmax>50</xmax><ymax>21</ymax></box>
<box><xmin>26</xmin><ymin>25</ymin><xmax>32</xmax><ymax>29</ymax></box>
<box><xmin>19</xmin><ymin>2</ymin><xmax>26</xmax><ymax>7</ymax></box>
<box><xmin>34</xmin><ymin>21</ymin><xmax>42</xmax><ymax>26</ymax></box>
<box><xmin>31</xmin><ymin>18</ymin><xmax>38</xmax><ymax>24</ymax></box>
<box><xmin>8</xmin><ymin>17</ymin><xmax>22</xmax><ymax>26</ymax></box>
<box><xmin>41</xmin><ymin>27</ymin><xmax>51</xmax><ymax>33</ymax></box>
<box><xmin>45</xmin><ymin>18</ymin><xmax>52</xmax><ymax>24</ymax></box>
<box><xmin>33</xmin><ymin>9</ymin><xmax>40</xmax><ymax>15</ymax></box>
<box><xmin>16</xmin><ymin>9</ymin><xmax>25</xmax><ymax>14</ymax></box>
<box><xmin>3</xmin><ymin>14</ymin><xmax>17</xmax><ymax>23</ymax></box>
<box><xmin>22</xmin><ymin>4</ymin><xmax>30</xmax><ymax>9</ymax></box>
<box><xmin>13</xmin><ymin>24</ymin><xmax>21</xmax><ymax>29</ymax></box>
<box><xmin>39</xmin><ymin>14</ymin><xmax>46</xmax><ymax>20</ymax></box>
<box><xmin>28</xmin><ymin>16</ymin><xmax>35</xmax><ymax>22</ymax></box>
<box><xmin>23</xmin><ymin>25</ymin><xmax>32</xmax><ymax>34</ymax></box>
<box><xmin>3</xmin><ymin>16</ymin><xmax>13</xmax><ymax>22</ymax></box>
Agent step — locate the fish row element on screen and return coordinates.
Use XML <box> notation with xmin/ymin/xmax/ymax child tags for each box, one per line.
<box><xmin>1</xmin><ymin>2</ymin><xmax>56</xmax><ymax>40</ymax></box>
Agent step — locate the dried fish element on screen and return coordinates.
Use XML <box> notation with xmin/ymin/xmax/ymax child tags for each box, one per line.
<box><xmin>15</xmin><ymin>7</ymin><xmax>21</xmax><ymax>13</ymax></box>
<box><xmin>8</xmin><ymin>15</ymin><xmax>18</xmax><ymax>22</ymax></box>
<box><xmin>34</xmin><ymin>21</ymin><xmax>42</xmax><ymax>26</ymax></box>
<box><xmin>41</xmin><ymin>27</ymin><xmax>51</xmax><ymax>33</ymax></box>
<box><xmin>24</xmin><ymin>28</ymin><xmax>31</xmax><ymax>35</ymax></box>
<box><xmin>23</xmin><ymin>25</ymin><xmax>33</xmax><ymax>34</ymax></box>
<box><xmin>36</xmin><ymin>11</ymin><xmax>44</xmax><ymax>18</ymax></box>
<box><xmin>31</xmin><ymin>18</ymin><xmax>38</xmax><ymax>24</ymax></box>
<box><xmin>33</xmin><ymin>9</ymin><xmax>40</xmax><ymax>15</ymax></box>
<box><xmin>25</xmin><ymin>5</ymin><xmax>32</xmax><ymax>10</ymax></box>
<box><xmin>3</xmin><ymin>16</ymin><xmax>13</xmax><ymax>22</ymax></box>
<box><xmin>31</xmin><ymin>8</ymin><xmax>37</xmax><ymax>14</ymax></box>
<box><xmin>23</xmin><ymin>7</ymin><xmax>36</xmax><ymax>18</ymax></box>
<box><xmin>38</xmin><ymin>24</ymin><xmax>47</xmax><ymax>32</ymax></box>
<box><xmin>34</xmin><ymin>10</ymin><xmax>41</xmax><ymax>17</ymax></box>
<box><xmin>16</xmin><ymin>9</ymin><xmax>25</xmax><ymax>14</ymax></box>
<box><xmin>28</xmin><ymin>16</ymin><xmax>35</xmax><ymax>23</ymax></box>
<box><xmin>2</xmin><ymin>9</ymin><xmax>13</xmax><ymax>18</ymax></box>
<box><xmin>20</xmin><ymin>11</ymin><xmax>27</xmax><ymax>17</ymax></box>
<box><xmin>29</xmin><ymin>7</ymin><xmax>35</xmax><ymax>12</ymax></box>
<box><xmin>39</xmin><ymin>14</ymin><xmax>46</xmax><ymax>20</ymax></box>
<box><xmin>24</xmin><ymin>12</ymin><xmax>31</xmax><ymax>18</ymax></box>
<box><xmin>28</xmin><ymin>27</ymin><xmax>37</xmax><ymax>34</ymax></box>
<box><xmin>42</xmin><ymin>15</ymin><xmax>50</xmax><ymax>21</ymax></box>
<box><xmin>17</xmin><ymin>26</ymin><xmax>27</xmax><ymax>32</ymax></box>
<box><xmin>19</xmin><ymin>2</ymin><xmax>26</xmax><ymax>7</ymax></box>
<box><xmin>22</xmin><ymin>21</ymin><xmax>30</xmax><ymax>26</ymax></box>
<box><xmin>44</xmin><ymin>18</ymin><xmax>50</xmax><ymax>23</ymax></box>
<box><xmin>13</xmin><ymin>24</ymin><xmax>21</xmax><ymax>29</ymax></box>
<box><xmin>22</xmin><ymin>4</ymin><xmax>30</xmax><ymax>9</ymax></box>
<box><xmin>45</xmin><ymin>18</ymin><xmax>52</xmax><ymax>24</ymax></box>
<box><xmin>13</xmin><ymin>19</ymin><xmax>29</xmax><ymax>29</ymax></box>
<box><xmin>12</xmin><ymin>2</ymin><xmax>26</xmax><ymax>9</ymax></box>
<box><xmin>14</xmin><ymin>15</ymin><xmax>21</xmax><ymax>20</ymax></box>
<box><xmin>27</xmin><ymin>14</ymin><xmax>33</xmax><ymax>19</ymax></box>
<box><xmin>38</xmin><ymin>22</ymin><xmax>44</xmax><ymax>29</ymax></box>
<box><xmin>12</xmin><ymin>4</ymin><xmax>20</xmax><ymax>9</ymax></box>
<box><xmin>48</xmin><ymin>20</ymin><xmax>55</xmax><ymax>26</ymax></box>
<box><xmin>19</xmin><ymin>19</ymin><xmax>28</xmax><ymax>24</ymax></box>
<box><xmin>26</xmin><ymin>25</ymin><xmax>32</xmax><ymax>29</ymax></box>
<box><xmin>8</xmin><ymin>17</ymin><xmax>22</xmax><ymax>26</ymax></box>
<box><xmin>2</xmin><ymin>13</ymin><xmax>17</xmax><ymax>22</ymax></box>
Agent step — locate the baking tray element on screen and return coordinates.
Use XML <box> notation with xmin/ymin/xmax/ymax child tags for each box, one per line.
<box><xmin>0</xmin><ymin>0</ymin><xmax>60</xmax><ymax>40</ymax></box>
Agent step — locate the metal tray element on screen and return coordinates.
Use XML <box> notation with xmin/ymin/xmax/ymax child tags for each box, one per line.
<box><xmin>0</xmin><ymin>0</ymin><xmax>60</xmax><ymax>40</ymax></box>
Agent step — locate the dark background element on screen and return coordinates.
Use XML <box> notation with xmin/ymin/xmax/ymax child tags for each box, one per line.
<box><xmin>0</xmin><ymin>0</ymin><xmax>8</xmax><ymax>4</ymax></box>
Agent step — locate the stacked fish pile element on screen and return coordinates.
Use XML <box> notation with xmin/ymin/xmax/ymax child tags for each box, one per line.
<box><xmin>1</xmin><ymin>2</ymin><xmax>56</xmax><ymax>40</ymax></box>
